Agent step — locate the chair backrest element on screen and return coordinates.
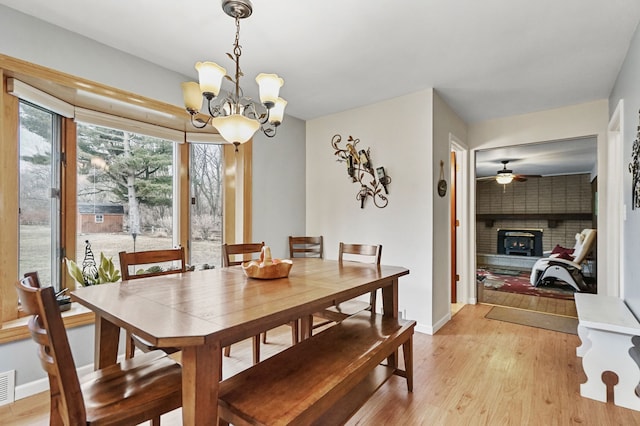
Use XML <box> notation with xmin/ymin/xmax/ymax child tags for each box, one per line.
<box><xmin>338</xmin><ymin>242</ymin><xmax>382</xmax><ymax>265</ymax></box>
<box><xmin>16</xmin><ymin>274</ymin><xmax>86</xmax><ymax>423</ymax></box>
<box><xmin>289</xmin><ymin>236</ymin><xmax>323</xmax><ymax>259</ymax></box>
<box><xmin>572</xmin><ymin>229</ymin><xmax>596</xmax><ymax>264</ymax></box>
<box><xmin>119</xmin><ymin>247</ymin><xmax>186</xmax><ymax>280</ymax></box>
<box><xmin>222</xmin><ymin>242</ymin><xmax>265</xmax><ymax>267</ymax></box>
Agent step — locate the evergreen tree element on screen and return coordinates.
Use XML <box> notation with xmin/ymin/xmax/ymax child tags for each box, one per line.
<box><xmin>76</xmin><ymin>122</ymin><xmax>174</xmax><ymax>234</ymax></box>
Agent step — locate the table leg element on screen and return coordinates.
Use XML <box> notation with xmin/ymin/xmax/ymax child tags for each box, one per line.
<box><xmin>382</xmin><ymin>278</ymin><xmax>399</xmax><ymax>368</ymax></box>
<box><xmin>381</xmin><ymin>278</ymin><xmax>398</xmax><ymax>318</ymax></box>
<box><xmin>300</xmin><ymin>315</ymin><xmax>313</xmax><ymax>340</ymax></box>
<box><xmin>181</xmin><ymin>342</ymin><xmax>222</xmax><ymax>426</ymax></box>
<box><xmin>93</xmin><ymin>314</ymin><xmax>120</xmax><ymax>369</ymax></box>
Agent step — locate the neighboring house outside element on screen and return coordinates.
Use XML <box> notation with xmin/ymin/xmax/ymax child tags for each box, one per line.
<box><xmin>77</xmin><ymin>203</ymin><xmax>124</xmax><ymax>234</ymax></box>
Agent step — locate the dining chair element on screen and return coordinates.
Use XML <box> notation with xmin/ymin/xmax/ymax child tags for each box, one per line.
<box><xmin>221</xmin><ymin>242</ymin><xmax>270</xmax><ymax>364</ymax></box>
<box><xmin>311</xmin><ymin>242</ymin><xmax>383</xmax><ymax>333</ymax></box>
<box><xmin>222</xmin><ymin>241</ymin><xmax>265</xmax><ymax>267</ymax></box>
<box><xmin>289</xmin><ymin>235</ymin><xmax>324</xmax><ymax>258</ymax></box>
<box><xmin>119</xmin><ymin>247</ymin><xmax>186</xmax><ymax>359</ymax></box>
<box><xmin>119</xmin><ymin>246</ymin><xmax>187</xmax><ymax>280</ymax></box>
<box><xmin>16</xmin><ymin>274</ymin><xmax>182</xmax><ymax>426</ymax></box>
<box><xmin>338</xmin><ymin>242</ymin><xmax>382</xmax><ymax>312</ymax></box>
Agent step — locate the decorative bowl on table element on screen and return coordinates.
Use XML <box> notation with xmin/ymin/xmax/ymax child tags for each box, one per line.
<box><xmin>242</xmin><ymin>246</ymin><xmax>293</xmax><ymax>279</ymax></box>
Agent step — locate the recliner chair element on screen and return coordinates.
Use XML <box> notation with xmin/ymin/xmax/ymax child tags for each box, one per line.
<box><xmin>529</xmin><ymin>228</ymin><xmax>596</xmax><ymax>292</ymax></box>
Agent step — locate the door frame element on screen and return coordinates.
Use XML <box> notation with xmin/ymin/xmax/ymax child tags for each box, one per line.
<box><xmin>450</xmin><ymin>135</ymin><xmax>470</xmax><ymax>304</ymax></box>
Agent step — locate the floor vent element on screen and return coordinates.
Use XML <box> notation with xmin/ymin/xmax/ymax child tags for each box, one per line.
<box><xmin>0</xmin><ymin>370</ymin><xmax>15</xmax><ymax>406</ymax></box>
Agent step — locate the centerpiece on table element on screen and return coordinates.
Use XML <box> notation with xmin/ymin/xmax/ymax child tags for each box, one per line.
<box><xmin>242</xmin><ymin>246</ymin><xmax>292</xmax><ymax>279</ymax></box>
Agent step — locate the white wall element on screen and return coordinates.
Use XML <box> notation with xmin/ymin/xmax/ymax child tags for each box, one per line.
<box><xmin>433</xmin><ymin>91</ymin><xmax>468</xmax><ymax>323</ymax></box>
<box><xmin>306</xmin><ymin>89</ymin><xmax>466</xmax><ymax>333</ymax></box>
<box><xmin>252</xmin><ymin>116</ymin><xmax>306</xmax><ymax>258</ymax></box>
<box><xmin>609</xmin><ymin>21</ymin><xmax>640</xmax><ymax>316</ymax></box>
<box><xmin>0</xmin><ymin>5</ymin><xmax>306</xmax><ymax>391</ymax></box>
<box><xmin>468</xmin><ymin>100</ymin><xmax>610</xmax><ymax>295</ymax></box>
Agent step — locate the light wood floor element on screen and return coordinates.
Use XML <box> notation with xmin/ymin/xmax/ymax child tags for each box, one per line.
<box><xmin>3</xmin><ymin>304</ymin><xmax>639</xmax><ymax>425</ymax></box>
<box><xmin>479</xmin><ymin>283</ymin><xmax>578</xmax><ymax>317</ymax></box>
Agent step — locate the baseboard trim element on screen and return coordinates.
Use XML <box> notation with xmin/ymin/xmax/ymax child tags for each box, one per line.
<box><xmin>15</xmin><ymin>363</ymin><xmax>94</xmax><ymax>400</ymax></box>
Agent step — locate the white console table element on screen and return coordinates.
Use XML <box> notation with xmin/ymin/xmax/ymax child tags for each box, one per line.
<box><xmin>575</xmin><ymin>293</ymin><xmax>640</xmax><ymax>410</ymax></box>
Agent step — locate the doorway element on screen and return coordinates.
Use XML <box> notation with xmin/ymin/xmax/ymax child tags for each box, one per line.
<box><xmin>474</xmin><ymin>138</ymin><xmax>598</xmax><ymax>315</ymax></box>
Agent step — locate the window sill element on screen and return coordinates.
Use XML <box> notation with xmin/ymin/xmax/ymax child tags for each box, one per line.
<box><xmin>0</xmin><ymin>303</ymin><xmax>94</xmax><ymax>345</ymax></box>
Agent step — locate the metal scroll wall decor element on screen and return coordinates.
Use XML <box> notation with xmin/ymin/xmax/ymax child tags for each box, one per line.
<box><xmin>331</xmin><ymin>134</ymin><xmax>391</xmax><ymax>208</ymax></box>
<box><xmin>630</xmin><ymin>109</ymin><xmax>640</xmax><ymax>210</ymax></box>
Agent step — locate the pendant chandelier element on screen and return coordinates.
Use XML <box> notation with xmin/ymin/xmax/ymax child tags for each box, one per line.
<box><xmin>181</xmin><ymin>0</ymin><xmax>286</xmax><ymax>149</ymax></box>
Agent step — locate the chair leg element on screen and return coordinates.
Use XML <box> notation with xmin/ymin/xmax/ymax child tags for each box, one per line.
<box><xmin>125</xmin><ymin>332</ymin><xmax>135</xmax><ymax>359</ymax></box>
<box><xmin>224</xmin><ymin>345</ymin><xmax>231</xmax><ymax>357</ymax></box>
<box><xmin>49</xmin><ymin>379</ymin><xmax>64</xmax><ymax>426</ymax></box>
<box><xmin>252</xmin><ymin>335</ymin><xmax>260</xmax><ymax>364</ymax></box>
<box><xmin>369</xmin><ymin>290</ymin><xmax>378</xmax><ymax>314</ymax></box>
<box><xmin>262</xmin><ymin>331</ymin><xmax>267</xmax><ymax>344</ymax></box>
<box><xmin>290</xmin><ymin>319</ymin><xmax>299</xmax><ymax>344</ymax></box>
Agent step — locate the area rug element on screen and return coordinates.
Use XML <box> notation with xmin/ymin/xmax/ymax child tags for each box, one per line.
<box><xmin>477</xmin><ymin>268</ymin><xmax>576</xmax><ymax>300</ymax></box>
<box><xmin>485</xmin><ymin>306</ymin><xmax>578</xmax><ymax>335</ymax></box>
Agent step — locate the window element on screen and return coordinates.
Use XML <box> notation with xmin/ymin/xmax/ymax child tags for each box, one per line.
<box><xmin>76</xmin><ymin>121</ymin><xmax>176</xmax><ymax>274</ymax></box>
<box><xmin>18</xmin><ymin>101</ymin><xmax>62</xmax><ymax>290</ymax></box>
<box><xmin>1</xmin><ymin>57</ymin><xmax>252</xmax><ymax>328</ymax></box>
<box><xmin>190</xmin><ymin>143</ymin><xmax>224</xmax><ymax>268</ymax></box>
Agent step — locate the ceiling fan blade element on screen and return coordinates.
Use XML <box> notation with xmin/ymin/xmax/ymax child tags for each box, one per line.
<box><xmin>476</xmin><ymin>176</ymin><xmax>496</xmax><ymax>181</ymax></box>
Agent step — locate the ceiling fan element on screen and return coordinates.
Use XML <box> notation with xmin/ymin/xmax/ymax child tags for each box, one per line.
<box><xmin>477</xmin><ymin>160</ymin><xmax>541</xmax><ymax>184</ymax></box>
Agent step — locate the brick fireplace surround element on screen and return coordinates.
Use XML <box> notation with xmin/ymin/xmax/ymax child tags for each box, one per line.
<box><xmin>476</xmin><ymin>173</ymin><xmax>594</xmax><ymax>258</ymax></box>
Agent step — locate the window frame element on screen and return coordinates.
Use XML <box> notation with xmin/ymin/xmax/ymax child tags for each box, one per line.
<box><xmin>0</xmin><ymin>54</ymin><xmax>253</xmax><ymax>335</ymax></box>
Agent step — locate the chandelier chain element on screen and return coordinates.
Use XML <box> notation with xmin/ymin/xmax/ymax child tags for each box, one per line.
<box><xmin>233</xmin><ymin>15</ymin><xmax>243</xmax><ymax>110</ymax></box>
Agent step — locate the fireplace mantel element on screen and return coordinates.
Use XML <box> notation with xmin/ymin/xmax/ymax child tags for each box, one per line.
<box><xmin>477</xmin><ymin>213</ymin><xmax>592</xmax><ymax>228</ymax></box>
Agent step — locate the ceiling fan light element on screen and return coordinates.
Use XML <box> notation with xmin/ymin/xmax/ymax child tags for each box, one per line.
<box><xmin>496</xmin><ymin>173</ymin><xmax>514</xmax><ymax>185</ymax></box>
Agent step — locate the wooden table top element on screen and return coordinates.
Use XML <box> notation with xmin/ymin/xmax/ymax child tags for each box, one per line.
<box><xmin>71</xmin><ymin>258</ymin><xmax>409</xmax><ymax>349</ymax></box>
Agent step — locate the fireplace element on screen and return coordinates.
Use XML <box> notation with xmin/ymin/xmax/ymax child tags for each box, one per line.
<box><xmin>497</xmin><ymin>229</ymin><xmax>543</xmax><ymax>257</ymax></box>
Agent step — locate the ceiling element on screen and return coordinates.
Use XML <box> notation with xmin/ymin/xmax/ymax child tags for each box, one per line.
<box><xmin>0</xmin><ymin>0</ymin><xmax>638</xmax><ymax>125</ymax></box>
<box><xmin>475</xmin><ymin>137</ymin><xmax>598</xmax><ymax>178</ymax></box>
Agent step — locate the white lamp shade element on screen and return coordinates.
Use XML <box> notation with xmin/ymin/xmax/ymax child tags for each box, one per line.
<box><xmin>181</xmin><ymin>82</ymin><xmax>203</xmax><ymax>112</ymax></box>
<box><xmin>496</xmin><ymin>173</ymin><xmax>514</xmax><ymax>184</ymax></box>
<box><xmin>269</xmin><ymin>97</ymin><xmax>287</xmax><ymax>124</ymax></box>
<box><xmin>195</xmin><ymin>62</ymin><xmax>226</xmax><ymax>96</ymax></box>
<box><xmin>211</xmin><ymin>114</ymin><xmax>260</xmax><ymax>144</ymax></box>
<box><xmin>255</xmin><ymin>73</ymin><xmax>284</xmax><ymax>105</ymax></box>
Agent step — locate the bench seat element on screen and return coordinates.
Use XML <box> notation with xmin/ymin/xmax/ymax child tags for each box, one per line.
<box><xmin>575</xmin><ymin>293</ymin><xmax>640</xmax><ymax>410</ymax></box>
<box><xmin>218</xmin><ymin>311</ymin><xmax>416</xmax><ymax>426</ymax></box>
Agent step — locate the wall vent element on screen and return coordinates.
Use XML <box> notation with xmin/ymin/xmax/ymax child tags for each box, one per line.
<box><xmin>0</xmin><ymin>370</ymin><xmax>15</xmax><ymax>406</ymax></box>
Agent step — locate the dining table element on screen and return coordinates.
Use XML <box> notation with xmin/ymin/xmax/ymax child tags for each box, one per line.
<box><xmin>71</xmin><ymin>257</ymin><xmax>410</xmax><ymax>425</ymax></box>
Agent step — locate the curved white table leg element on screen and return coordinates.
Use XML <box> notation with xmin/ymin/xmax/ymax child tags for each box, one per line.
<box><xmin>576</xmin><ymin>324</ymin><xmax>591</xmax><ymax>357</ymax></box>
<box><xmin>580</xmin><ymin>328</ymin><xmax>640</xmax><ymax>410</ymax></box>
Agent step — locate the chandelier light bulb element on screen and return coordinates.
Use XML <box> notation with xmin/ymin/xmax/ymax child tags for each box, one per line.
<box><xmin>181</xmin><ymin>82</ymin><xmax>204</xmax><ymax>113</ymax></box>
<box><xmin>212</xmin><ymin>114</ymin><xmax>260</xmax><ymax>144</ymax></box>
<box><xmin>256</xmin><ymin>73</ymin><xmax>284</xmax><ymax>107</ymax></box>
<box><xmin>269</xmin><ymin>98</ymin><xmax>287</xmax><ymax>125</ymax></box>
<box><xmin>195</xmin><ymin>61</ymin><xmax>226</xmax><ymax>97</ymax></box>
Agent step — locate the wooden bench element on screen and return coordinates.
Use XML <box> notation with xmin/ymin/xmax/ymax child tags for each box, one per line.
<box><xmin>218</xmin><ymin>311</ymin><xmax>416</xmax><ymax>425</ymax></box>
<box><xmin>575</xmin><ymin>293</ymin><xmax>640</xmax><ymax>410</ymax></box>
